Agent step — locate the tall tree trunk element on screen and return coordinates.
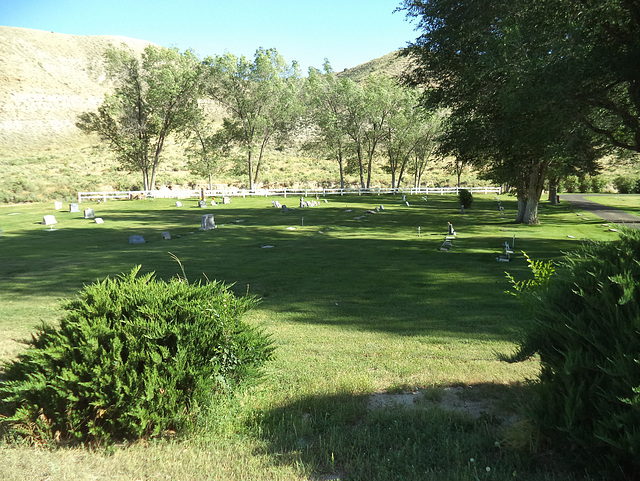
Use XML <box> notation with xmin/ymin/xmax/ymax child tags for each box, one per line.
<box><xmin>247</xmin><ymin>150</ymin><xmax>254</xmax><ymax>191</ymax></box>
<box><xmin>357</xmin><ymin>145</ymin><xmax>365</xmax><ymax>189</ymax></box>
<box><xmin>338</xmin><ymin>152</ymin><xmax>345</xmax><ymax>190</ymax></box>
<box><xmin>516</xmin><ymin>162</ymin><xmax>548</xmax><ymax>224</ymax></box>
<box><xmin>548</xmin><ymin>177</ymin><xmax>558</xmax><ymax>204</ymax></box>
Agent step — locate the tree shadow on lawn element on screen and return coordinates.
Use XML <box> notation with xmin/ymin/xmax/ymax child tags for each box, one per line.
<box><xmin>250</xmin><ymin>381</ymin><xmax>579</xmax><ymax>481</ymax></box>
<box><xmin>0</xmin><ymin>211</ymin><xmax>580</xmax><ymax>341</ymax></box>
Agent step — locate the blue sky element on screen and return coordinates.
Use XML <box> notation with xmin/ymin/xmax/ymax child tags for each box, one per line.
<box><xmin>1</xmin><ymin>0</ymin><xmax>418</xmax><ymax>73</ymax></box>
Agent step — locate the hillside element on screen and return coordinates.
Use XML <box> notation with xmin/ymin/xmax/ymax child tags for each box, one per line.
<box><xmin>0</xmin><ymin>26</ymin><xmax>153</xmax><ymax>156</ymax></box>
<box><xmin>338</xmin><ymin>50</ymin><xmax>414</xmax><ymax>83</ymax></box>
<box><xmin>0</xmin><ymin>27</ymin><xmax>413</xmax><ymax>158</ymax></box>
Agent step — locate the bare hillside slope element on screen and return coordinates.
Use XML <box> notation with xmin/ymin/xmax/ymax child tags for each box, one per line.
<box><xmin>0</xmin><ymin>26</ymin><xmax>152</xmax><ymax>156</ymax></box>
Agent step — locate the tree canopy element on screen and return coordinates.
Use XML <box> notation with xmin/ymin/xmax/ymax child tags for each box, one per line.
<box><xmin>400</xmin><ymin>0</ymin><xmax>637</xmax><ymax>223</ymax></box>
<box><xmin>77</xmin><ymin>45</ymin><xmax>203</xmax><ymax>190</ymax></box>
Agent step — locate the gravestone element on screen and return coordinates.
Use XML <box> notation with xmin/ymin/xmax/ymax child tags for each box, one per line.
<box><xmin>83</xmin><ymin>208</ymin><xmax>95</xmax><ymax>219</ymax></box>
<box><xmin>447</xmin><ymin>222</ymin><xmax>456</xmax><ymax>236</ymax></box>
<box><xmin>54</xmin><ymin>201</ymin><xmax>63</xmax><ymax>210</ymax></box>
<box><xmin>198</xmin><ymin>200</ymin><xmax>207</xmax><ymax>208</ymax></box>
<box><xmin>200</xmin><ymin>214</ymin><xmax>217</xmax><ymax>230</ymax></box>
<box><xmin>402</xmin><ymin>194</ymin><xmax>406</xmax><ymax>202</ymax></box>
<box><xmin>129</xmin><ymin>235</ymin><xmax>145</xmax><ymax>244</ymax></box>
<box><xmin>461</xmin><ymin>205</ymin><xmax>465</xmax><ymax>214</ymax></box>
<box><xmin>69</xmin><ymin>203</ymin><xmax>79</xmax><ymax>213</ymax></box>
<box><xmin>162</xmin><ymin>231</ymin><xmax>171</xmax><ymax>240</ymax></box>
<box><xmin>95</xmin><ymin>218</ymin><xmax>104</xmax><ymax>224</ymax></box>
<box><xmin>42</xmin><ymin>215</ymin><xmax>57</xmax><ymax>225</ymax></box>
<box><xmin>175</xmin><ymin>201</ymin><xmax>183</xmax><ymax>207</ymax></box>
<box><xmin>223</xmin><ymin>196</ymin><xmax>231</xmax><ymax>204</ymax></box>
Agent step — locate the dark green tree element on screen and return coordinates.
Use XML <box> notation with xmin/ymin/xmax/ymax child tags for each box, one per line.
<box><xmin>401</xmin><ymin>0</ymin><xmax>599</xmax><ymax>224</ymax></box>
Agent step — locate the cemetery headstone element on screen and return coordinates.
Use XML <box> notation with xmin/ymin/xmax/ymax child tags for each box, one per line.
<box><xmin>129</xmin><ymin>235</ymin><xmax>145</xmax><ymax>244</ymax></box>
<box><xmin>162</xmin><ymin>231</ymin><xmax>171</xmax><ymax>240</ymax></box>
<box><xmin>95</xmin><ymin>218</ymin><xmax>104</xmax><ymax>224</ymax></box>
<box><xmin>175</xmin><ymin>201</ymin><xmax>183</xmax><ymax>207</ymax></box>
<box><xmin>54</xmin><ymin>201</ymin><xmax>63</xmax><ymax>210</ymax></box>
<box><xmin>223</xmin><ymin>196</ymin><xmax>231</xmax><ymax>204</ymax></box>
<box><xmin>447</xmin><ymin>222</ymin><xmax>456</xmax><ymax>236</ymax></box>
<box><xmin>42</xmin><ymin>215</ymin><xmax>57</xmax><ymax>225</ymax></box>
<box><xmin>198</xmin><ymin>200</ymin><xmax>207</xmax><ymax>208</ymax></box>
<box><xmin>84</xmin><ymin>208</ymin><xmax>95</xmax><ymax>219</ymax></box>
<box><xmin>200</xmin><ymin>214</ymin><xmax>217</xmax><ymax>230</ymax></box>
<box><xmin>69</xmin><ymin>203</ymin><xmax>79</xmax><ymax>213</ymax></box>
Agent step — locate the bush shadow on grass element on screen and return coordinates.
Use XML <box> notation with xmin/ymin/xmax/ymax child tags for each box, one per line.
<box><xmin>249</xmin><ymin>381</ymin><xmax>585</xmax><ymax>481</ymax></box>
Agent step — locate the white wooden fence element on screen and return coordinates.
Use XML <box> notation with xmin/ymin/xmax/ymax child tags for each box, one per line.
<box><xmin>77</xmin><ymin>186</ymin><xmax>502</xmax><ymax>203</ymax></box>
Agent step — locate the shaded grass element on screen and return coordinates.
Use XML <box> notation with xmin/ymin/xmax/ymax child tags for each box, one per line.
<box><xmin>584</xmin><ymin>194</ymin><xmax>640</xmax><ymax>217</ymax></box>
<box><xmin>0</xmin><ymin>193</ymin><xmax>616</xmax><ymax>480</ymax></box>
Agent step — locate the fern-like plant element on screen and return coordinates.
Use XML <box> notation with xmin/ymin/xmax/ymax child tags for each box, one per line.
<box><xmin>503</xmin><ymin>231</ymin><xmax>640</xmax><ymax>478</ymax></box>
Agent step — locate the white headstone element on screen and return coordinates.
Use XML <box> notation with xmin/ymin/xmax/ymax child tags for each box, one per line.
<box><xmin>95</xmin><ymin>218</ymin><xmax>104</xmax><ymax>224</ymax></box>
<box><xmin>162</xmin><ymin>231</ymin><xmax>171</xmax><ymax>240</ymax></box>
<box><xmin>42</xmin><ymin>215</ymin><xmax>57</xmax><ymax>225</ymax></box>
<box><xmin>200</xmin><ymin>214</ymin><xmax>217</xmax><ymax>230</ymax></box>
<box><xmin>175</xmin><ymin>201</ymin><xmax>183</xmax><ymax>207</ymax></box>
<box><xmin>69</xmin><ymin>203</ymin><xmax>79</xmax><ymax>213</ymax></box>
<box><xmin>223</xmin><ymin>196</ymin><xmax>231</xmax><ymax>204</ymax></box>
<box><xmin>54</xmin><ymin>201</ymin><xmax>63</xmax><ymax>210</ymax></box>
<box><xmin>84</xmin><ymin>208</ymin><xmax>95</xmax><ymax>219</ymax></box>
<box><xmin>198</xmin><ymin>200</ymin><xmax>207</xmax><ymax>208</ymax></box>
<box><xmin>129</xmin><ymin>235</ymin><xmax>145</xmax><ymax>244</ymax></box>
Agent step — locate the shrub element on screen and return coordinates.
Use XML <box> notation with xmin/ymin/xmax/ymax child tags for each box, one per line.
<box><xmin>590</xmin><ymin>176</ymin><xmax>605</xmax><ymax>193</ymax></box>
<box><xmin>613</xmin><ymin>175</ymin><xmax>636</xmax><ymax>194</ymax></box>
<box><xmin>458</xmin><ymin>188</ymin><xmax>473</xmax><ymax>209</ymax></box>
<box><xmin>561</xmin><ymin>175</ymin><xmax>579</xmax><ymax>193</ymax></box>
<box><xmin>0</xmin><ymin>266</ymin><xmax>274</xmax><ymax>444</ymax></box>
<box><xmin>503</xmin><ymin>231</ymin><xmax>640</xmax><ymax>478</ymax></box>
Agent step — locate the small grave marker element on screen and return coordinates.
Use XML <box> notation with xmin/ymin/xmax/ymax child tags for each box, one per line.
<box><xmin>54</xmin><ymin>201</ymin><xmax>63</xmax><ymax>210</ymax></box>
<box><xmin>95</xmin><ymin>218</ymin><xmax>104</xmax><ymax>224</ymax></box>
<box><xmin>175</xmin><ymin>201</ymin><xmax>183</xmax><ymax>207</ymax></box>
<box><xmin>200</xmin><ymin>214</ymin><xmax>217</xmax><ymax>230</ymax></box>
<box><xmin>69</xmin><ymin>203</ymin><xmax>79</xmax><ymax>213</ymax></box>
<box><xmin>129</xmin><ymin>235</ymin><xmax>145</xmax><ymax>244</ymax></box>
<box><xmin>223</xmin><ymin>196</ymin><xmax>231</xmax><ymax>204</ymax></box>
<box><xmin>162</xmin><ymin>231</ymin><xmax>171</xmax><ymax>240</ymax></box>
<box><xmin>83</xmin><ymin>208</ymin><xmax>95</xmax><ymax>219</ymax></box>
<box><xmin>42</xmin><ymin>215</ymin><xmax>57</xmax><ymax>226</ymax></box>
<box><xmin>198</xmin><ymin>200</ymin><xmax>207</xmax><ymax>208</ymax></box>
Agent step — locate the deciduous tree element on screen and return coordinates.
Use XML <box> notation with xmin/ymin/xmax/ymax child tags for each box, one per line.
<box><xmin>204</xmin><ymin>48</ymin><xmax>302</xmax><ymax>191</ymax></box>
<box><xmin>77</xmin><ymin>45</ymin><xmax>203</xmax><ymax>190</ymax></box>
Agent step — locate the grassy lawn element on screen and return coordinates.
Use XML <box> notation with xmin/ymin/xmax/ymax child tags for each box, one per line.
<box><xmin>0</xmin><ymin>194</ymin><xmax>617</xmax><ymax>480</ymax></box>
<box><xmin>584</xmin><ymin>194</ymin><xmax>640</xmax><ymax>217</ymax></box>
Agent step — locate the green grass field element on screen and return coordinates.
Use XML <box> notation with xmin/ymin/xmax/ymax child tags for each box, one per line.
<box><xmin>0</xmin><ymin>193</ymin><xmax>620</xmax><ymax>480</ymax></box>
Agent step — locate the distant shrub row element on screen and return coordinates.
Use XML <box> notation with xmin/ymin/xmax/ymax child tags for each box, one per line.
<box><xmin>559</xmin><ymin>175</ymin><xmax>640</xmax><ymax>194</ymax></box>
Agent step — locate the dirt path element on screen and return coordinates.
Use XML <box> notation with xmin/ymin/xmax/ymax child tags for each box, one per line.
<box><xmin>560</xmin><ymin>194</ymin><xmax>640</xmax><ymax>230</ymax></box>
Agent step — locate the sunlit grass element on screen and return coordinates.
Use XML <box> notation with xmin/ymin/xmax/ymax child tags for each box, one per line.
<box><xmin>0</xmin><ymin>193</ymin><xmax>616</xmax><ymax>480</ymax></box>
